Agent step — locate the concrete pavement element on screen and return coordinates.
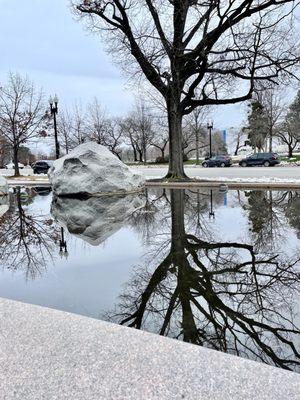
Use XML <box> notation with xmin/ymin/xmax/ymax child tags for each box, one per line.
<box><xmin>1</xmin><ymin>297</ymin><xmax>299</xmax><ymax>400</ymax></box>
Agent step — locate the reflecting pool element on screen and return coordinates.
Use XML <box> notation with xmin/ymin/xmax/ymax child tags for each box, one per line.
<box><xmin>0</xmin><ymin>186</ymin><xmax>299</xmax><ymax>372</ymax></box>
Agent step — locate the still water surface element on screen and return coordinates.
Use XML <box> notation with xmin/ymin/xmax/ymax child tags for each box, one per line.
<box><xmin>0</xmin><ymin>187</ymin><xmax>299</xmax><ymax>372</ymax></box>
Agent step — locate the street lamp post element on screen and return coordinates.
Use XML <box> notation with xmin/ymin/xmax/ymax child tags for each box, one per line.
<box><xmin>207</xmin><ymin>120</ymin><xmax>213</xmax><ymax>159</ymax></box>
<box><xmin>49</xmin><ymin>95</ymin><xmax>60</xmax><ymax>159</ymax></box>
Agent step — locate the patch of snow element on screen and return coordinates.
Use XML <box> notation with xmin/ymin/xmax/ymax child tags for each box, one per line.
<box><xmin>197</xmin><ymin>176</ymin><xmax>300</xmax><ymax>184</ymax></box>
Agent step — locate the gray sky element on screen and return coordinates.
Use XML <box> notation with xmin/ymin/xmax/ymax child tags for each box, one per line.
<box><xmin>0</xmin><ymin>0</ymin><xmax>244</xmax><ymax>128</ymax></box>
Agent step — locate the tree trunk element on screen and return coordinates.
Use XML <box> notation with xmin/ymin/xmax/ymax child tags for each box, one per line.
<box><xmin>138</xmin><ymin>149</ymin><xmax>143</xmax><ymax>162</ymax></box>
<box><xmin>13</xmin><ymin>146</ymin><xmax>20</xmax><ymax>177</ymax></box>
<box><xmin>234</xmin><ymin>135</ymin><xmax>240</xmax><ymax>156</ymax></box>
<box><xmin>288</xmin><ymin>145</ymin><xmax>293</xmax><ymax>158</ymax></box>
<box><xmin>132</xmin><ymin>146</ymin><xmax>137</xmax><ymax>162</ymax></box>
<box><xmin>170</xmin><ymin>189</ymin><xmax>199</xmax><ymax>342</ymax></box>
<box><xmin>165</xmin><ymin>101</ymin><xmax>188</xmax><ymax>180</ymax></box>
<box><xmin>195</xmin><ymin>129</ymin><xmax>200</xmax><ymax>165</ymax></box>
<box><xmin>269</xmin><ymin>131</ymin><xmax>273</xmax><ymax>152</ymax></box>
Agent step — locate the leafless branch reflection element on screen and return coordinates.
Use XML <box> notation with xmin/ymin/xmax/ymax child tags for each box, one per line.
<box><xmin>107</xmin><ymin>189</ymin><xmax>300</xmax><ymax>371</ymax></box>
<box><xmin>0</xmin><ymin>188</ymin><xmax>59</xmax><ymax>279</ymax></box>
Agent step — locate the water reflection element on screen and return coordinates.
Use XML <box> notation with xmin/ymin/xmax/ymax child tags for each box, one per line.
<box><xmin>51</xmin><ymin>194</ymin><xmax>144</xmax><ymax>245</ymax></box>
<box><xmin>107</xmin><ymin>189</ymin><xmax>300</xmax><ymax>371</ymax></box>
<box><xmin>0</xmin><ymin>187</ymin><xmax>59</xmax><ymax>279</ymax></box>
<box><xmin>0</xmin><ymin>187</ymin><xmax>299</xmax><ymax>371</ymax></box>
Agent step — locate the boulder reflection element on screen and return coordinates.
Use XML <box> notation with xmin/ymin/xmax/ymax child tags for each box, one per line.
<box><xmin>51</xmin><ymin>194</ymin><xmax>144</xmax><ymax>245</ymax></box>
<box><xmin>107</xmin><ymin>189</ymin><xmax>300</xmax><ymax>372</ymax></box>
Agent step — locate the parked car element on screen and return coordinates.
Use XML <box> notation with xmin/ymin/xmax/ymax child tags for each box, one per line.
<box><xmin>32</xmin><ymin>187</ymin><xmax>52</xmax><ymax>196</ymax></box>
<box><xmin>5</xmin><ymin>162</ymin><xmax>25</xmax><ymax>169</ymax></box>
<box><xmin>239</xmin><ymin>152</ymin><xmax>280</xmax><ymax>167</ymax></box>
<box><xmin>202</xmin><ymin>155</ymin><xmax>232</xmax><ymax>168</ymax></box>
<box><xmin>33</xmin><ymin>160</ymin><xmax>54</xmax><ymax>174</ymax></box>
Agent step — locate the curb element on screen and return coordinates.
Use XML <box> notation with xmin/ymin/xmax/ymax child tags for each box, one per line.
<box><xmin>145</xmin><ymin>181</ymin><xmax>300</xmax><ymax>190</ymax></box>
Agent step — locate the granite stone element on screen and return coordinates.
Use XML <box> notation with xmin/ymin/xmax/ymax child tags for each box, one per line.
<box><xmin>0</xmin><ymin>298</ymin><xmax>299</xmax><ymax>400</ymax></box>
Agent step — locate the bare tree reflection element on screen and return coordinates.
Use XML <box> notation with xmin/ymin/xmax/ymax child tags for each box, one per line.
<box><xmin>284</xmin><ymin>192</ymin><xmax>300</xmax><ymax>238</ymax></box>
<box><xmin>107</xmin><ymin>189</ymin><xmax>300</xmax><ymax>371</ymax></box>
<box><xmin>0</xmin><ymin>187</ymin><xmax>59</xmax><ymax>279</ymax></box>
<box><xmin>243</xmin><ymin>190</ymin><xmax>289</xmax><ymax>251</ymax></box>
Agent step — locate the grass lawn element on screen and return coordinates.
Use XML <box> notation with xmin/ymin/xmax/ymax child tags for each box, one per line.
<box><xmin>281</xmin><ymin>155</ymin><xmax>300</xmax><ymax>163</ymax></box>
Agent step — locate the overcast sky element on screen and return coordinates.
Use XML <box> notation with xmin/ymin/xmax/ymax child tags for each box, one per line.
<box><xmin>0</xmin><ymin>0</ymin><xmax>245</xmax><ymax>129</ymax></box>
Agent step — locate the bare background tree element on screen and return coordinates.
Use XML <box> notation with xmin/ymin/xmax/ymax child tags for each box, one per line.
<box><xmin>277</xmin><ymin>90</ymin><xmax>300</xmax><ymax>157</ymax></box>
<box><xmin>149</xmin><ymin>112</ymin><xmax>169</xmax><ymax>163</ymax></box>
<box><xmin>58</xmin><ymin>109</ymin><xmax>73</xmax><ymax>154</ymax></box>
<box><xmin>0</xmin><ymin>72</ymin><xmax>46</xmax><ymax>175</ymax></box>
<box><xmin>121</xmin><ymin>99</ymin><xmax>154</xmax><ymax>163</ymax></box>
<box><xmin>256</xmin><ymin>85</ymin><xmax>286</xmax><ymax>152</ymax></box>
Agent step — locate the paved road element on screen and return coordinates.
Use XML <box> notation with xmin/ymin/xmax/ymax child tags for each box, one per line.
<box><xmin>133</xmin><ymin>166</ymin><xmax>300</xmax><ymax>181</ymax></box>
<box><xmin>1</xmin><ymin>166</ymin><xmax>299</xmax><ymax>182</ymax></box>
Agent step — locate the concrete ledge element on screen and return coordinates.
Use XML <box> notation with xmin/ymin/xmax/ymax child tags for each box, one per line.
<box><xmin>145</xmin><ymin>181</ymin><xmax>300</xmax><ymax>190</ymax></box>
<box><xmin>5</xmin><ymin>178</ymin><xmax>300</xmax><ymax>190</ymax></box>
<box><xmin>7</xmin><ymin>179</ymin><xmax>50</xmax><ymax>187</ymax></box>
<box><xmin>0</xmin><ymin>298</ymin><xmax>299</xmax><ymax>399</ymax></box>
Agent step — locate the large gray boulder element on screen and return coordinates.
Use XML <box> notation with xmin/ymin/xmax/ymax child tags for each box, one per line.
<box><xmin>0</xmin><ymin>176</ymin><xmax>8</xmax><ymax>196</ymax></box>
<box><xmin>51</xmin><ymin>194</ymin><xmax>143</xmax><ymax>246</ymax></box>
<box><xmin>49</xmin><ymin>142</ymin><xmax>144</xmax><ymax>196</ymax></box>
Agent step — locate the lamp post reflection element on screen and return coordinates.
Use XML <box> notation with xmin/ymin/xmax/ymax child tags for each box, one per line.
<box><xmin>209</xmin><ymin>189</ymin><xmax>215</xmax><ymax>219</ymax></box>
<box><xmin>59</xmin><ymin>227</ymin><xmax>68</xmax><ymax>258</ymax></box>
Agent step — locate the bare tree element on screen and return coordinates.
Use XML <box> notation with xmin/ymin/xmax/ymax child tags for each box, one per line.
<box><xmin>232</xmin><ymin>129</ymin><xmax>247</xmax><ymax>156</ymax></box>
<box><xmin>183</xmin><ymin>108</ymin><xmax>208</xmax><ymax>162</ymax></box>
<box><xmin>121</xmin><ymin>100</ymin><xmax>154</xmax><ymax>163</ymax></box>
<box><xmin>150</xmin><ymin>112</ymin><xmax>169</xmax><ymax>162</ymax></box>
<box><xmin>120</xmin><ymin>117</ymin><xmax>139</xmax><ymax>162</ymax></box>
<box><xmin>256</xmin><ymin>85</ymin><xmax>286</xmax><ymax>152</ymax></box>
<box><xmin>0</xmin><ymin>73</ymin><xmax>46</xmax><ymax>176</ymax></box>
<box><xmin>74</xmin><ymin>0</ymin><xmax>299</xmax><ymax>180</ymax></box>
<box><xmin>58</xmin><ymin>109</ymin><xmax>73</xmax><ymax>154</ymax></box>
<box><xmin>71</xmin><ymin>102</ymin><xmax>88</xmax><ymax>146</ymax></box>
<box><xmin>276</xmin><ymin>90</ymin><xmax>300</xmax><ymax>157</ymax></box>
<box><xmin>102</xmin><ymin>118</ymin><xmax>123</xmax><ymax>159</ymax></box>
<box><xmin>86</xmin><ymin>97</ymin><xmax>108</xmax><ymax>144</ymax></box>
<box><xmin>86</xmin><ymin>98</ymin><xmax>123</xmax><ymax>158</ymax></box>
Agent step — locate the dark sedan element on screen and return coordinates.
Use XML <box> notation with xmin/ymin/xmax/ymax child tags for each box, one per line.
<box><xmin>202</xmin><ymin>155</ymin><xmax>232</xmax><ymax>168</ymax></box>
<box><xmin>33</xmin><ymin>160</ymin><xmax>54</xmax><ymax>174</ymax></box>
<box><xmin>239</xmin><ymin>152</ymin><xmax>280</xmax><ymax>167</ymax></box>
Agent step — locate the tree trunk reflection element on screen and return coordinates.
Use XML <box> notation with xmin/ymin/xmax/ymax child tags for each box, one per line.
<box><xmin>109</xmin><ymin>189</ymin><xmax>300</xmax><ymax>371</ymax></box>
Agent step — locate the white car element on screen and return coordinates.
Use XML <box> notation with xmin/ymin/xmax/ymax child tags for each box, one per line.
<box><xmin>5</xmin><ymin>162</ymin><xmax>25</xmax><ymax>169</ymax></box>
